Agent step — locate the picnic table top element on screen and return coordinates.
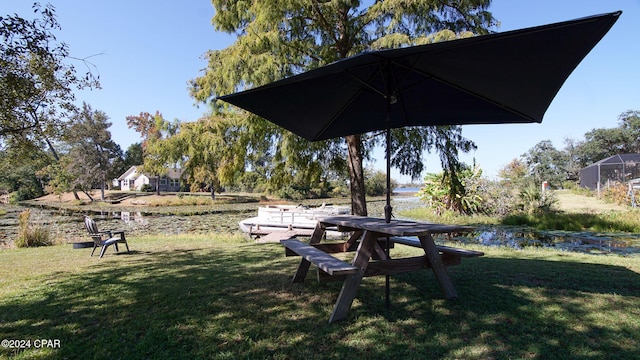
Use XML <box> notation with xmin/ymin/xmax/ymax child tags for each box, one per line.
<box><xmin>317</xmin><ymin>215</ymin><xmax>473</xmax><ymax>237</ymax></box>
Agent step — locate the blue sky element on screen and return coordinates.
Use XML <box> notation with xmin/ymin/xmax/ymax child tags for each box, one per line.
<box><xmin>5</xmin><ymin>1</ymin><xmax>639</xmax><ymax>183</ymax></box>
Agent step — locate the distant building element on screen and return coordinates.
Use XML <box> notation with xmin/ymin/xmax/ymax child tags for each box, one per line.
<box><xmin>117</xmin><ymin>166</ymin><xmax>182</xmax><ymax>192</ymax></box>
<box><xmin>579</xmin><ymin>154</ymin><xmax>640</xmax><ymax>190</ymax></box>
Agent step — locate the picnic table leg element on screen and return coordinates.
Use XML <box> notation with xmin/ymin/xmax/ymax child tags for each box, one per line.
<box><xmin>418</xmin><ymin>235</ymin><xmax>458</xmax><ymax>299</ymax></box>
<box><xmin>329</xmin><ymin>230</ymin><xmax>376</xmax><ymax>323</ymax></box>
<box><xmin>371</xmin><ymin>236</ymin><xmax>390</xmax><ymax>260</ymax></box>
<box><xmin>292</xmin><ymin>222</ymin><xmax>326</xmax><ymax>283</ymax></box>
<box><xmin>345</xmin><ymin>230</ymin><xmax>364</xmax><ymax>251</ymax></box>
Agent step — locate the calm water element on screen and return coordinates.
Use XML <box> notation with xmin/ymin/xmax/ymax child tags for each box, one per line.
<box><xmin>461</xmin><ymin>226</ymin><xmax>640</xmax><ymax>256</ymax></box>
<box><xmin>3</xmin><ymin>196</ymin><xmax>639</xmax><ymax>256</ymax></box>
<box><xmin>380</xmin><ymin>195</ymin><xmax>640</xmax><ymax>256</ymax></box>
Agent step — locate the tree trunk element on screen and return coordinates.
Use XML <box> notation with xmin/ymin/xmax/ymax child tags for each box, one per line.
<box><xmin>346</xmin><ymin>134</ymin><xmax>367</xmax><ymax>216</ymax></box>
<box><xmin>44</xmin><ymin>137</ymin><xmax>60</xmax><ymax>161</ymax></box>
<box><xmin>82</xmin><ymin>190</ymin><xmax>94</xmax><ymax>202</ymax></box>
<box><xmin>156</xmin><ymin>174</ymin><xmax>160</xmax><ymax>195</ymax></box>
<box><xmin>210</xmin><ymin>182</ymin><xmax>216</xmax><ymax>200</ymax></box>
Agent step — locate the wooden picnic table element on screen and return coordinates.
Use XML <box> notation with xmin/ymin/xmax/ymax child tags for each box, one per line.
<box><xmin>281</xmin><ymin>215</ymin><xmax>483</xmax><ymax>323</ymax></box>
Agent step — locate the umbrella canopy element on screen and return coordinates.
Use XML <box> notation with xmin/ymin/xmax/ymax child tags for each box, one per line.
<box><xmin>220</xmin><ymin>11</ymin><xmax>620</xmax><ymax>142</ymax></box>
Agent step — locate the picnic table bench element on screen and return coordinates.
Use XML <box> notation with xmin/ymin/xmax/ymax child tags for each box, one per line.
<box><xmin>280</xmin><ymin>215</ymin><xmax>483</xmax><ymax>323</ymax></box>
<box><xmin>282</xmin><ymin>239</ymin><xmax>358</xmax><ymax>276</ymax></box>
<box><xmin>389</xmin><ymin>236</ymin><xmax>483</xmax><ymax>265</ymax></box>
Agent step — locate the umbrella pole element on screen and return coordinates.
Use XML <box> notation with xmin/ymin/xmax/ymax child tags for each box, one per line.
<box><xmin>384</xmin><ymin>114</ymin><xmax>392</xmax><ymax>311</ymax></box>
<box><xmin>384</xmin><ymin>127</ymin><xmax>392</xmax><ymax>223</ymax></box>
<box><xmin>385</xmin><ymin>235</ymin><xmax>390</xmax><ymax>310</ymax></box>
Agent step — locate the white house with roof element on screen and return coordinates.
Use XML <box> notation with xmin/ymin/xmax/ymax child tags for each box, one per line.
<box><xmin>117</xmin><ymin>166</ymin><xmax>182</xmax><ymax>192</ymax></box>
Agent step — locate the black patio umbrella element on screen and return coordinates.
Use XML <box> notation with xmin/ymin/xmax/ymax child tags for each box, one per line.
<box><xmin>220</xmin><ymin>11</ymin><xmax>620</xmax><ymax>222</ymax></box>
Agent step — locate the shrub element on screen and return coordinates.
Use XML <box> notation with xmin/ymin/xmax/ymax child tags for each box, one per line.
<box><xmin>15</xmin><ymin>210</ymin><xmax>52</xmax><ymax>248</ymax></box>
<box><xmin>236</xmin><ymin>171</ymin><xmax>263</xmax><ymax>193</ymax></box>
<box><xmin>517</xmin><ymin>183</ymin><xmax>558</xmax><ymax>214</ymax></box>
<box><xmin>602</xmin><ymin>182</ymin><xmax>631</xmax><ymax>206</ymax></box>
<box><xmin>273</xmin><ymin>185</ymin><xmax>306</xmax><ymax>201</ymax></box>
<box><xmin>561</xmin><ymin>180</ymin><xmax>580</xmax><ymax>190</ymax></box>
<box><xmin>8</xmin><ymin>186</ymin><xmax>44</xmax><ymax>202</ymax></box>
<box><xmin>418</xmin><ymin>165</ymin><xmax>484</xmax><ymax>215</ymax></box>
<box><xmin>418</xmin><ymin>173</ymin><xmax>449</xmax><ymax>215</ymax></box>
<box><xmin>364</xmin><ymin>169</ymin><xmax>397</xmax><ymax>197</ymax></box>
<box><xmin>328</xmin><ymin>182</ymin><xmax>349</xmax><ymax>198</ymax></box>
<box><xmin>481</xmin><ymin>180</ymin><xmax>517</xmax><ymax>217</ymax></box>
<box><xmin>570</xmin><ymin>184</ymin><xmax>594</xmax><ymax>197</ymax></box>
<box><xmin>141</xmin><ymin>184</ymin><xmax>154</xmax><ymax>192</ymax></box>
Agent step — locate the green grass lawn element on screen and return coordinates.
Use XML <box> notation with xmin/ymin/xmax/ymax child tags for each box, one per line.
<box><xmin>1</xmin><ymin>234</ymin><xmax>639</xmax><ymax>359</ymax></box>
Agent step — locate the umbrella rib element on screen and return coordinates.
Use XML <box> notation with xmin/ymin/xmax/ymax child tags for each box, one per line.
<box><xmin>312</xmin><ymin>85</ymin><xmax>366</xmax><ymax>141</ymax></box>
<box><xmin>344</xmin><ymin>63</ymin><xmax>388</xmax><ymax>99</ymax></box>
<box><xmin>315</xmin><ymin>61</ymin><xmax>395</xmax><ymax>140</ymax></box>
<box><xmin>392</xmin><ymin>61</ymin><xmax>538</xmax><ymax>122</ymax></box>
<box><xmin>387</xmin><ymin>54</ymin><xmax>425</xmax><ymax>127</ymax></box>
<box><xmin>313</xmin><ymin>63</ymin><xmax>390</xmax><ymax>140</ymax></box>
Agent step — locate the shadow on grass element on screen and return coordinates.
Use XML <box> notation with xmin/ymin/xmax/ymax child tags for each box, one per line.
<box><xmin>1</xmin><ymin>245</ymin><xmax>638</xmax><ymax>359</ymax></box>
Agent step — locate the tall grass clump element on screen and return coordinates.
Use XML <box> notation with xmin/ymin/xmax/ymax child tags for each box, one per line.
<box><xmin>15</xmin><ymin>210</ymin><xmax>52</xmax><ymax>248</ymax></box>
<box><xmin>144</xmin><ymin>195</ymin><xmax>214</xmax><ymax>206</ymax></box>
<box><xmin>568</xmin><ymin>182</ymin><xmax>594</xmax><ymax>197</ymax></box>
<box><xmin>400</xmin><ymin>207</ymin><xmax>500</xmax><ymax>226</ymax></box>
<box><xmin>501</xmin><ymin>210</ymin><xmax>640</xmax><ymax>232</ymax></box>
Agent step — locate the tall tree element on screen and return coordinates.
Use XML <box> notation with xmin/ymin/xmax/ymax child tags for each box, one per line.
<box><xmin>126</xmin><ymin>111</ymin><xmax>179</xmax><ymax>194</ymax></box>
<box><xmin>126</xmin><ymin>111</ymin><xmax>167</xmax><ymax>150</ymax></box>
<box><xmin>497</xmin><ymin>158</ymin><xmax>528</xmax><ymax>185</ymax></box>
<box><xmin>0</xmin><ymin>3</ymin><xmax>98</xmax><ymax>158</ymax></box>
<box><xmin>618</xmin><ymin>110</ymin><xmax>640</xmax><ymax>153</ymax></box>
<box><xmin>65</xmin><ymin>103</ymin><xmax>122</xmax><ymax>200</ymax></box>
<box><xmin>561</xmin><ymin>137</ymin><xmax>582</xmax><ymax>181</ymax></box>
<box><xmin>572</xmin><ymin>110</ymin><xmax>640</xmax><ymax>167</ymax></box>
<box><xmin>191</xmin><ymin>0</ymin><xmax>495</xmax><ymax>215</ymax></box>
<box><xmin>521</xmin><ymin>140</ymin><xmax>568</xmax><ymax>188</ymax></box>
<box><xmin>161</xmin><ymin>115</ymin><xmax>247</xmax><ymax>199</ymax></box>
<box><xmin>124</xmin><ymin>142</ymin><xmax>144</xmax><ymax>168</ymax></box>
